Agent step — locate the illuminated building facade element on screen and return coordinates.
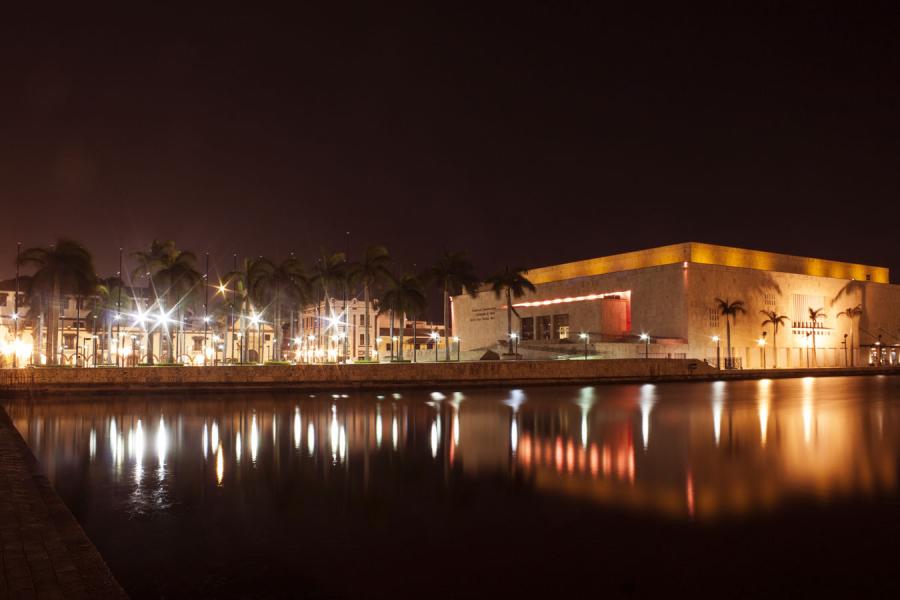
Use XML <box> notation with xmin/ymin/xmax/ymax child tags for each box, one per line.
<box><xmin>452</xmin><ymin>243</ymin><xmax>900</xmax><ymax>368</ymax></box>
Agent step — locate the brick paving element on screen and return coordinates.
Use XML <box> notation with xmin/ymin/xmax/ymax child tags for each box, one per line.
<box><xmin>0</xmin><ymin>408</ymin><xmax>127</xmax><ymax>599</ymax></box>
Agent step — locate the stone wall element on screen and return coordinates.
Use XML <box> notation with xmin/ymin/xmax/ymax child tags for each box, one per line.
<box><xmin>0</xmin><ymin>359</ymin><xmax>717</xmax><ymax>396</ymax></box>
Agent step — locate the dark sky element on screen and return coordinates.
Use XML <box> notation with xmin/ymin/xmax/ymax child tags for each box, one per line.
<box><xmin>2</xmin><ymin>3</ymin><xmax>899</xmax><ymax>289</ymax></box>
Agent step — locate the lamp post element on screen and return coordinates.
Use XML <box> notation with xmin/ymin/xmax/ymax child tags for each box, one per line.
<box><xmin>431</xmin><ymin>332</ymin><xmax>440</xmax><ymax>362</ymax></box>
<box><xmin>843</xmin><ymin>333</ymin><xmax>848</xmax><ymax>367</ymax></box>
<box><xmin>116</xmin><ymin>248</ymin><xmax>122</xmax><ymax>367</ymax></box>
<box><xmin>639</xmin><ymin>333</ymin><xmax>650</xmax><ymax>359</ymax></box>
<box><xmin>712</xmin><ymin>336</ymin><xmax>721</xmax><ymax>369</ymax></box>
<box><xmin>509</xmin><ymin>332</ymin><xmax>519</xmax><ymax>359</ymax></box>
<box><xmin>806</xmin><ymin>332</ymin><xmax>811</xmax><ymax>368</ymax></box>
<box><xmin>375</xmin><ymin>337</ymin><xmax>382</xmax><ymax>363</ymax></box>
<box><xmin>757</xmin><ymin>334</ymin><xmax>767</xmax><ymax>369</ymax></box>
<box><xmin>14</xmin><ymin>241</ymin><xmax>20</xmax><ymax>367</ymax></box>
<box><xmin>453</xmin><ymin>336</ymin><xmax>460</xmax><ymax>361</ymax></box>
<box><xmin>579</xmin><ymin>332</ymin><xmax>589</xmax><ymax>359</ymax></box>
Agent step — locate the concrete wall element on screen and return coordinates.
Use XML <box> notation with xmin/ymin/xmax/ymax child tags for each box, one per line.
<box><xmin>0</xmin><ymin>359</ymin><xmax>718</xmax><ymax>396</ymax></box>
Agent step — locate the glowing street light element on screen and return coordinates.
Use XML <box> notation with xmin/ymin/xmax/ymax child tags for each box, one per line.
<box><xmin>757</xmin><ymin>333</ymin><xmax>767</xmax><ymax>369</ymax></box>
<box><xmin>509</xmin><ymin>332</ymin><xmax>519</xmax><ymax>359</ymax></box>
<box><xmin>711</xmin><ymin>335</ymin><xmax>721</xmax><ymax>369</ymax></box>
<box><xmin>452</xmin><ymin>336</ymin><xmax>460</xmax><ymax>362</ymax></box>
<box><xmin>430</xmin><ymin>331</ymin><xmax>440</xmax><ymax>362</ymax></box>
<box><xmin>579</xmin><ymin>332</ymin><xmax>589</xmax><ymax>359</ymax></box>
<box><xmin>639</xmin><ymin>333</ymin><xmax>650</xmax><ymax>359</ymax></box>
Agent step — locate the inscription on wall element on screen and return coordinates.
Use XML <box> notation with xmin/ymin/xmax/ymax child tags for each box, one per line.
<box><xmin>470</xmin><ymin>307</ymin><xmax>497</xmax><ymax>323</ymax></box>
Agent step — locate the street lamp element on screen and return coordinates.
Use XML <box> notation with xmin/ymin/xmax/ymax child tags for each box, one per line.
<box><xmin>509</xmin><ymin>332</ymin><xmax>519</xmax><ymax>359</ymax></box>
<box><xmin>579</xmin><ymin>332</ymin><xmax>589</xmax><ymax>359</ymax></box>
<box><xmin>805</xmin><ymin>332</ymin><xmax>811</xmax><ymax>368</ymax></box>
<box><xmin>639</xmin><ymin>333</ymin><xmax>650</xmax><ymax>359</ymax></box>
<box><xmin>712</xmin><ymin>335</ymin><xmax>721</xmax><ymax>370</ymax></box>
<box><xmin>430</xmin><ymin>331</ymin><xmax>440</xmax><ymax>362</ymax></box>
<box><xmin>757</xmin><ymin>334</ymin><xmax>767</xmax><ymax>369</ymax></box>
<box><xmin>843</xmin><ymin>333</ymin><xmax>849</xmax><ymax>367</ymax></box>
<box><xmin>453</xmin><ymin>336</ymin><xmax>460</xmax><ymax>362</ymax></box>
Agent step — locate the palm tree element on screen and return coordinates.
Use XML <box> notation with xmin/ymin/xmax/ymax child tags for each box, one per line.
<box><xmin>836</xmin><ymin>304</ymin><xmax>862</xmax><ymax>366</ymax></box>
<box><xmin>88</xmin><ymin>275</ymin><xmax>126</xmax><ymax>364</ymax></box>
<box><xmin>424</xmin><ymin>251</ymin><xmax>479</xmax><ymax>361</ymax></box>
<box><xmin>715</xmin><ymin>298</ymin><xmax>746</xmax><ymax>368</ymax></box>
<box><xmin>760</xmin><ymin>310</ymin><xmax>789</xmax><ymax>369</ymax></box>
<box><xmin>248</xmin><ymin>256</ymin><xmax>311</xmax><ymax>361</ymax></box>
<box><xmin>132</xmin><ymin>240</ymin><xmax>202</xmax><ymax>363</ymax></box>
<box><xmin>486</xmin><ymin>267</ymin><xmax>536</xmax><ymax>353</ymax></box>
<box><xmin>310</xmin><ymin>251</ymin><xmax>348</xmax><ymax>351</ymax></box>
<box><xmin>378</xmin><ymin>274</ymin><xmax>427</xmax><ymax>362</ymax></box>
<box><xmin>348</xmin><ymin>245</ymin><xmax>393</xmax><ymax>361</ymax></box>
<box><xmin>807</xmin><ymin>307</ymin><xmax>826</xmax><ymax>366</ymax></box>
<box><xmin>18</xmin><ymin>239</ymin><xmax>98</xmax><ymax>365</ymax></box>
<box><xmin>223</xmin><ymin>257</ymin><xmax>265</xmax><ymax>362</ymax></box>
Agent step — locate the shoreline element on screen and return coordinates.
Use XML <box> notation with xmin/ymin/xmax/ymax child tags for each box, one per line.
<box><xmin>0</xmin><ymin>407</ymin><xmax>127</xmax><ymax>598</ymax></box>
<box><xmin>1</xmin><ymin>359</ymin><xmax>898</xmax><ymax>398</ymax></box>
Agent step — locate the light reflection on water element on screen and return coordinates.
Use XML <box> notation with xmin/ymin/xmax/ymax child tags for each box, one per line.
<box><xmin>4</xmin><ymin>376</ymin><xmax>900</xmax><ymax>596</ymax></box>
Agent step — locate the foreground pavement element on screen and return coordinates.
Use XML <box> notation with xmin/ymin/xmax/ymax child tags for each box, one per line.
<box><xmin>0</xmin><ymin>408</ymin><xmax>126</xmax><ymax>599</ymax></box>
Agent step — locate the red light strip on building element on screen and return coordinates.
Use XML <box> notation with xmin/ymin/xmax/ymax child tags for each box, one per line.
<box><xmin>511</xmin><ymin>291</ymin><xmax>630</xmax><ymax>308</ymax></box>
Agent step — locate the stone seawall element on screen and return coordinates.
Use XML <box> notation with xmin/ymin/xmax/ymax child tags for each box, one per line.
<box><xmin>0</xmin><ymin>359</ymin><xmax>717</xmax><ymax>397</ymax></box>
<box><xmin>0</xmin><ymin>360</ymin><xmax>897</xmax><ymax>398</ymax></box>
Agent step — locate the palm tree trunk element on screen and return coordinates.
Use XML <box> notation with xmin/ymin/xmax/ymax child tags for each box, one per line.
<box><xmin>75</xmin><ymin>298</ymin><xmax>81</xmax><ymax>367</ymax></box>
<box><xmin>443</xmin><ymin>284</ymin><xmax>450</xmax><ymax>361</ymax></box>
<box><xmin>364</xmin><ymin>283</ymin><xmax>371</xmax><ymax>361</ymax></box>
<box><xmin>397</xmin><ymin>312</ymin><xmax>405</xmax><ymax>361</ymax></box>
<box><xmin>389</xmin><ymin>310</ymin><xmax>395</xmax><ymax>362</ymax></box>
<box><xmin>725</xmin><ymin>317</ymin><xmax>732</xmax><ymax>368</ymax></box>
<box><xmin>772</xmin><ymin>325</ymin><xmax>778</xmax><ymax>369</ymax></box>
<box><xmin>506</xmin><ymin>288</ymin><xmax>513</xmax><ymax>352</ymax></box>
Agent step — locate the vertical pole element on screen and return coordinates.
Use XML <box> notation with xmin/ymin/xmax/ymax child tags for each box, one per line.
<box><xmin>116</xmin><ymin>248</ymin><xmax>122</xmax><ymax>367</ymax></box>
<box><xmin>716</xmin><ymin>340</ymin><xmax>721</xmax><ymax>370</ymax></box>
<box><xmin>14</xmin><ymin>241</ymin><xmax>20</xmax><ymax>367</ymax></box>
<box><xmin>204</xmin><ymin>253</ymin><xmax>209</xmax><ymax>364</ymax></box>
<box><xmin>231</xmin><ymin>253</ymin><xmax>237</xmax><ymax>363</ymax></box>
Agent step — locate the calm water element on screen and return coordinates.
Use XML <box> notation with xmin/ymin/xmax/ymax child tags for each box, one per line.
<box><xmin>6</xmin><ymin>376</ymin><xmax>900</xmax><ymax>598</ymax></box>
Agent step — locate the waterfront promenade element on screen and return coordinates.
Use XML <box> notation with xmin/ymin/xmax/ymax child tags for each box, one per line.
<box><xmin>0</xmin><ymin>408</ymin><xmax>126</xmax><ymax>599</ymax></box>
<box><xmin>1</xmin><ymin>359</ymin><xmax>898</xmax><ymax>398</ymax></box>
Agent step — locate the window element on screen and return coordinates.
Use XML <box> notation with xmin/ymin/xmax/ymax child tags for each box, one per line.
<box><xmin>193</xmin><ymin>337</ymin><xmax>204</xmax><ymax>352</ymax></box>
<box><xmin>359</xmin><ymin>334</ymin><xmax>365</xmax><ymax>345</ymax></box>
<box><xmin>537</xmin><ymin>316</ymin><xmax>552</xmax><ymax>341</ymax></box>
<box><xmin>763</xmin><ymin>293</ymin><xmax>776</xmax><ymax>307</ymax></box>
<box><xmin>0</xmin><ymin>293</ymin><xmax>7</xmax><ymax>306</ymax></box>
<box><xmin>708</xmin><ymin>309</ymin><xmax>719</xmax><ymax>329</ymax></box>
<box><xmin>553</xmin><ymin>314</ymin><xmax>569</xmax><ymax>340</ymax></box>
<box><xmin>521</xmin><ymin>317</ymin><xmax>534</xmax><ymax>341</ymax></box>
<box><xmin>64</xmin><ymin>334</ymin><xmax>76</xmax><ymax>349</ymax></box>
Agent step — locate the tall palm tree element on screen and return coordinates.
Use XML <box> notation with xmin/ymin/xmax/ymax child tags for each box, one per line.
<box><xmin>18</xmin><ymin>239</ymin><xmax>98</xmax><ymax>365</ymax></box>
<box><xmin>348</xmin><ymin>245</ymin><xmax>393</xmax><ymax>361</ymax></box>
<box><xmin>760</xmin><ymin>310</ymin><xmax>789</xmax><ymax>369</ymax></box>
<box><xmin>223</xmin><ymin>257</ymin><xmax>264</xmax><ymax>362</ymax></box>
<box><xmin>424</xmin><ymin>251</ymin><xmax>479</xmax><ymax>361</ymax></box>
<box><xmin>378</xmin><ymin>274</ymin><xmax>427</xmax><ymax>362</ymax></box>
<box><xmin>132</xmin><ymin>240</ymin><xmax>202</xmax><ymax>363</ymax></box>
<box><xmin>248</xmin><ymin>256</ymin><xmax>311</xmax><ymax>360</ymax></box>
<box><xmin>836</xmin><ymin>304</ymin><xmax>862</xmax><ymax>366</ymax></box>
<box><xmin>486</xmin><ymin>267</ymin><xmax>535</xmax><ymax>353</ymax></box>
<box><xmin>807</xmin><ymin>307</ymin><xmax>826</xmax><ymax>366</ymax></box>
<box><xmin>88</xmin><ymin>275</ymin><xmax>126</xmax><ymax>364</ymax></box>
<box><xmin>715</xmin><ymin>298</ymin><xmax>746</xmax><ymax>368</ymax></box>
<box><xmin>310</xmin><ymin>251</ymin><xmax>348</xmax><ymax>349</ymax></box>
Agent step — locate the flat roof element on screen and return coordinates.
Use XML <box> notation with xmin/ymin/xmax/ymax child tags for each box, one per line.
<box><xmin>526</xmin><ymin>242</ymin><xmax>890</xmax><ymax>285</ymax></box>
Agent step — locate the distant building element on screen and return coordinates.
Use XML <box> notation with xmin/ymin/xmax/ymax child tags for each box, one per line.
<box><xmin>452</xmin><ymin>242</ymin><xmax>900</xmax><ymax>368</ymax></box>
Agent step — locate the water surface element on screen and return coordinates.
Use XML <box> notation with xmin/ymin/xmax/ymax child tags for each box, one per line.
<box><xmin>6</xmin><ymin>376</ymin><xmax>900</xmax><ymax>598</ymax></box>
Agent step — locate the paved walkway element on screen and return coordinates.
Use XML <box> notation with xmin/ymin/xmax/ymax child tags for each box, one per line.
<box><xmin>0</xmin><ymin>408</ymin><xmax>126</xmax><ymax>599</ymax></box>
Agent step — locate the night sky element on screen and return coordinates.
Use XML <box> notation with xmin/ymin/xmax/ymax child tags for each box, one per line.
<box><xmin>3</xmin><ymin>4</ymin><xmax>899</xmax><ymax>289</ymax></box>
